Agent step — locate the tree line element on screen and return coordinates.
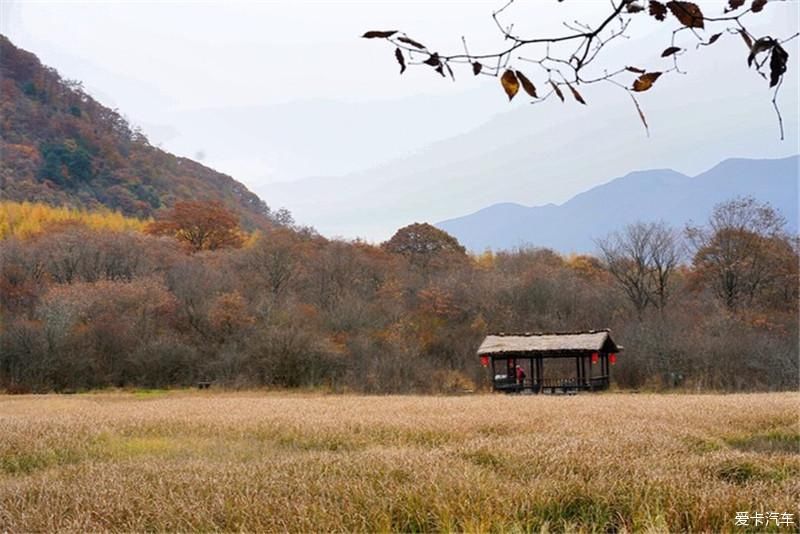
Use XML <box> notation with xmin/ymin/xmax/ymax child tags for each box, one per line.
<box><xmin>0</xmin><ymin>196</ymin><xmax>797</xmax><ymax>393</ymax></box>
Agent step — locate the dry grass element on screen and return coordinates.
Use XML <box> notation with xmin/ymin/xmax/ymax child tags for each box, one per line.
<box><xmin>0</xmin><ymin>392</ymin><xmax>797</xmax><ymax>533</ymax></box>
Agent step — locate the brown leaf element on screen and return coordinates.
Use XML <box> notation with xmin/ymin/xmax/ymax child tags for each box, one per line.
<box><xmin>515</xmin><ymin>71</ymin><xmax>538</xmax><ymax>98</ymax></box>
<box><xmin>699</xmin><ymin>33</ymin><xmax>723</xmax><ymax>47</ymax></box>
<box><xmin>395</xmin><ymin>48</ymin><xmax>406</xmax><ymax>74</ymax></box>
<box><xmin>397</xmin><ymin>36</ymin><xmax>425</xmax><ymax>49</ymax></box>
<box><xmin>726</xmin><ymin>0</ymin><xmax>746</xmax><ymax>11</ymax></box>
<box><xmin>666</xmin><ymin>1</ymin><xmax>705</xmax><ymax>28</ymax></box>
<box><xmin>769</xmin><ymin>43</ymin><xmax>788</xmax><ymax>87</ymax></box>
<box><xmin>751</xmin><ymin>0</ymin><xmax>767</xmax><ymax>12</ymax></box>
<box><xmin>632</xmin><ymin>71</ymin><xmax>663</xmax><ymax>92</ymax></box>
<box><xmin>362</xmin><ymin>30</ymin><xmax>397</xmax><ymax>39</ymax></box>
<box><xmin>627</xmin><ymin>1</ymin><xmax>645</xmax><ymax>13</ymax></box>
<box><xmin>748</xmin><ymin>37</ymin><xmax>775</xmax><ymax>67</ymax></box>
<box><xmin>566</xmin><ymin>82</ymin><xmax>587</xmax><ymax>105</ymax></box>
<box><xmin>740</xmin><ymin>30</ymin><xmax>753</xmax><ymax>50</ymax></box>
<box><xmin>501</xmin><ymin>70</ymin><xmax>520</xmax><ymax>101</ymax></box>
<box><xmin>626</xmin><ymin>66</ymin><xmax>646</xmax><ymax>74</ymax></box>
<box><xmin>649</xmin><ymin>0</ymin><xmax>668</xmax><ymax>21</ymax></box>
<box><xmin>661</xmin><ymin>46</ymin><xmax>682</xmax><ymax>57</ymax></box>
<box><xmin>424</xmin><ymin>53</ymin><xmax>441</xmax><ymax>67</ymax></box>
<box><xmin>472</xmin><ymin>62</ymin><xmax>483</xmax><ymax>76</ymax></box>
<box><xmin>550</xmin><ymin>80</ymin><xmax>565</xmax><ymax>102</ymax></box>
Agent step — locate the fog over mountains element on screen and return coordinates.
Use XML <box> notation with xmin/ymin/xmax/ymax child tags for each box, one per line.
<box><xmin>11</xmin><ymin>0</ymin><xmax>798</xmax><ymax>248</ymax></box>
<box><xmin>260</xmin><ymin>43</ymin><xmax>798</xmax><ymax>243</ymax></box>
<box><xmin>437</xmin><ymin>155</ymin><xmax>799</xmax><ymax>254</ymax></box>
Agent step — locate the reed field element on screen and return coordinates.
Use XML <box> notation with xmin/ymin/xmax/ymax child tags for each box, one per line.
<box><xmin>0</xmin><ymin>391</ymin><xmax>797</xmax><ymax>533</ymax></box>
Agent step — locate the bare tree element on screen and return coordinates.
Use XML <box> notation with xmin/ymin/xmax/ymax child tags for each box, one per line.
<box><xmin>649</xmin><ymin>223</ymin><xmax>683</xmax><ymax>309</ymax></box>
<box><xmin>363</xmin><ymin>0</ymin><xmax>797</xmax><ymax>138</ymax></box>
<box><xmin>686</xmin><ymin>196</ymin><xmax>788</xmax><ymax>310</ymax></box>
<box><xmin>596</xmin><ymin>221</ymin><xmax>682</xmax><ymax>315</ymax></box>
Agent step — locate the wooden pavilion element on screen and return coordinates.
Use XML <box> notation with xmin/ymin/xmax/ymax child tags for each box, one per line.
<box><xmin>477</xmin><ymin>329</ymin><xmax>622</xmax><ymax>394</ymax></box>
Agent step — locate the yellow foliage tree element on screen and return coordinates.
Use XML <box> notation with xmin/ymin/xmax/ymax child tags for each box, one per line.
<box><xmin>0</xmin><ymin>201</ymin><xmax>147</xmax><ymax>239</ymax></box>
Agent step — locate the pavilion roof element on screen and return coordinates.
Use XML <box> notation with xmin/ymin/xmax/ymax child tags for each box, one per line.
<box><xmin>477</xmin><ymin>329</ymin><xmax>621</xmax><ymax>355</ymax></box>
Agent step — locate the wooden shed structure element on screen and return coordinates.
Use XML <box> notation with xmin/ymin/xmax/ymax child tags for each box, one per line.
<box><xmin>477</xmin><ymin>329</ymin><xmax>622</xmax><ymax>394</ymax></box>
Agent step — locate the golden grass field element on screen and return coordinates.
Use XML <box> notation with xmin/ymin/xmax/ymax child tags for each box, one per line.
<box><xmin>0</xmin><ymin>392</ymin><xmax>798</xmax><ymax>533</ymax></box>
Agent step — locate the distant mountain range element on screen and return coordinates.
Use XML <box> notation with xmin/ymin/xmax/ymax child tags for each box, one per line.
<box><xmin>436</xmin><ymin>155</ymin><xmax>799</xmax><ymax>253</ymax></box>
<box><xmin>263</xmin><ymin>77</ymin><xmax>799</xmax><ymax>242</ymax></box>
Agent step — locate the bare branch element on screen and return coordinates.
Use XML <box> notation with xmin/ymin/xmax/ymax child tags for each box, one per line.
<box><xmin>364</xmin><ymin>0</ymin><xmax>793</xmax><ymax>137</ymax></box>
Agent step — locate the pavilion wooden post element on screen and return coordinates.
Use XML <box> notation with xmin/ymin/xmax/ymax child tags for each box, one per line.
<box><xmin>529</xmin><ymin>356</ymin><xmax>534</xmax><ymax>388</ymax></box>
<box><xmin>581</xmin><ymin>356</ymin><xmax>587</xmax><ymax>387</ymax></box>
<box><xmin>587</xmin><ymin>353</ymin><xmax>593</xmax><ymax>388</ymax></box>
<box><xmin>538</xmin><ymin>355</ymin><xmax>543</xmax><ymax>391</ymax></box>
<box><xmin>537</xmin><ymin>356</ymin><xmax>543</xmax><ymax>389</ymax></box>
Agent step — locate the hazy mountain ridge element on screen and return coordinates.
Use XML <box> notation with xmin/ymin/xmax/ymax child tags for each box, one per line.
<box><xmin>0</xmin><ymin>36</ymin><xmax>274</xmax><ymax>228</ymax></box>
<box><xmin>264</xmin><ymin>84</ymin><xmax>799</xmax><ymax>242</ymax></box>
<box><xmin>436</xmin><ymin>155</ymin><xmax>799</xmax><ymax>253</ymax></box>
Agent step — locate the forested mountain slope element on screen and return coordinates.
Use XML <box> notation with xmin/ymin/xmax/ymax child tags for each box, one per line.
<box><xmin>0</xmin><ymin>35</ymin><xmax>276</xmax><ymax>228</ymax></box>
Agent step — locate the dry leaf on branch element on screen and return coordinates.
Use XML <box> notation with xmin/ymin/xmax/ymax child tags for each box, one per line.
<box><xmin>516</xmin><ymin>71</ymin><xmax>538</xmax><ymax>98</ymax></box>
<box><xmin>769</xmin><ymin>44</ymin><xmax>788</xmax><ymax>87</ymax></box>
<box><xmin>632</xmin><ymin>72</ymin><xmax>663</xmax><ymax>92</ymax></box>
<box><xmin>362</xmin><ymin>30</ymin><xmax>397</xmax><ymax>39</ymax></box>
<box><xmin>666</xmin><ymin>1</ymin><xmax>705</xmax><ymax>29</ymax></box>
<box><xmin>397</xmin><ymin>36</ymin><xmax>426</xmax><ymax>49</ymax></box>
<box><xmin>395</xmin><ymin>48</ymin><xmax>406</xmax><ymax>74</ymax></box>
<box><xmin>751</xmin><ymin>0</ymin><xmax>768</xmax><ymax>13</ymax></box>
<box><xmin>649</xmin><ymin>0</ymin><xmax>668</xmax><ymax>21</ymax></box>
<box><xmin>550</xmin><ymin>80</ymin><xmax>565</xmax><ymax>102</ymax></box>
<box><xmin>566</xmin><ymin>82</ymin><xmax>587</xmax><ymax>105</ymax></box>
<box><xmin>501</xmin><ymin>70</ymin><xmax>520</xmax><ymax>101</ymax></box>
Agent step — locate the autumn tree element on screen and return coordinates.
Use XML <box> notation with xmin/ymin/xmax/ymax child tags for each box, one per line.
<box><xmin>686</xmin><ymin>197</ymin><xmax>791</xmax><ymax>310</ymax></box>
<box><xmin>382</xmin><ymin>222</ymin><xmax>467</xmax><ymax>269</ymax></box>
<box><xmin>207</xmin><ymin>291</ymin><xmax>255</xmax><ymax>343</ymax></box>
<box><xmin>596</xmin><ymin>221</ymin><xmax>682</xmax><ymax>315</ymax></box>
<box><xmin>146</xmin><ymin>200</ymin><xmax>245</xmax><ymax>252</ymax></box>
<box><xmin>241</xmin><ymin>229</ymin><xmax>306</xmax><ymax>300</ymax></box>
<box><xmin>363</xmin><ymin>0</ymin><xmax>795</xmax><ymax>138</ymax></box>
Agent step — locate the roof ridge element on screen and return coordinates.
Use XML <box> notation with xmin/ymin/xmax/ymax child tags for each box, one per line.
<box><xmin>490</xmin><ymin>329</ymin><xmax>610</xmax><ymax>337</ymax></box>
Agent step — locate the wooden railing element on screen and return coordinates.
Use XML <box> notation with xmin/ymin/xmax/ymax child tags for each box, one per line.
<box><xmin>538</xmin><ymin>377</ymin><xmax>584</xmax><ymax>388</ymax></box>
<box><xmin>493</xmin><ymin>376</ymin><xmax>610</xmax><ymax>393</ymax></box>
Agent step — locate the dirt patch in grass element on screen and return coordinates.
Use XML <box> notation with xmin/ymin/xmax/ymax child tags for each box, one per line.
<box><xmin>724</xmin><ymin>428</ymin><xmax>800</xmax><ymax>455</ymax></box>
<box><xmin>0</xmin><ymin>447</ymin><xmax>85</xmax><ymax>475</ymax></box>
<box><xmin>685</xmin><ymin>435</ymin><xmax>725</xmax><ymax>454</ymax></box>
<box><xmin>715</xmin><ymin>458</ymin><xmax>799</xmax><ymax>484</ymax></box>
<box><xmin>461</xmin><ymin>447</ymin><xmax>505</xmax><ymax>470</ymax></box>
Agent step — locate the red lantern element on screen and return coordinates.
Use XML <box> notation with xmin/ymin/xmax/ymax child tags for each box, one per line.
<box><xmin>591</xmin><ymin>352</ymin><xmax>599</xmax><ymax>364</ymax></box>
<box><xmin>609</xmin><ymin>353</ymin><xmax>617</xmax><ymax>365</ymax></box>
<box><xmin>480</xmin><ymin>355</ymin><xmax>490</xmax><ymax>367</ymax></box>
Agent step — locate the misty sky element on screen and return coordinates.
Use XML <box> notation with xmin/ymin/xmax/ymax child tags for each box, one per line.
<box><xmin>3</xmin><ymin>1</ymin><xmax>799</xmax><ymax>240</ymax></box>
